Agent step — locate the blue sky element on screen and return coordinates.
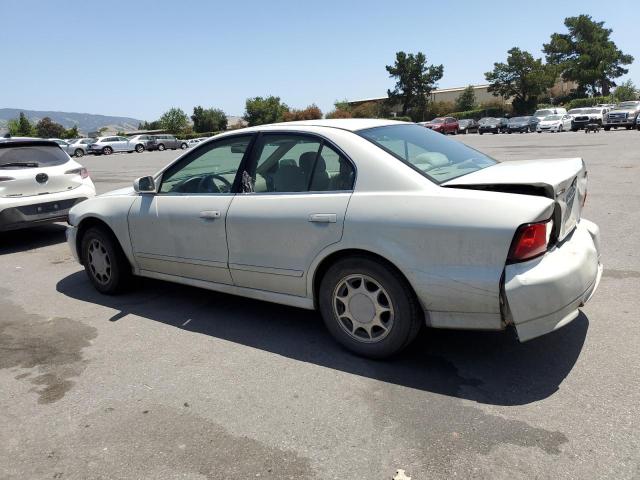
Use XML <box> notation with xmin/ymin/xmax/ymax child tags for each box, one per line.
<box><xmin>2</xmin><ymin>0</ymin><xmax>638</xmax><ymax>121</ymax></box>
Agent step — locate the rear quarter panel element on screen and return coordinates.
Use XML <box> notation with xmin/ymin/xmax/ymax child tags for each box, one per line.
<box><xmin>334</xmin><ymin>187</ymin><xmax>554</xmax><ymax>316</ymax></box>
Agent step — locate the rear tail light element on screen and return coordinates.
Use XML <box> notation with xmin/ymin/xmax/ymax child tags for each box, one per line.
<box><xmin>508</xmin><ymin>219</ymin><xmax>553</xmax><ymax>263</ymax></box>
<box><xmin>65</xmin><ymin>167</ymin><xmax>89</xmax><ymax>179</ymax></box>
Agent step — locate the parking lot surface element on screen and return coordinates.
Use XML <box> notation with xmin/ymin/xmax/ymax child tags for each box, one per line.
<box><xmin>1</xmin><ymin>130</ymin><xmax>639</xmax><ymax>479</ymax></box>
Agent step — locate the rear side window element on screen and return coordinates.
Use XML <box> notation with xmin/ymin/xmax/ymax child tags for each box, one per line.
<box><xmin>0</xmin><ymin>146</ymin><xmax>69</xmax><ymax>168</ymax></box>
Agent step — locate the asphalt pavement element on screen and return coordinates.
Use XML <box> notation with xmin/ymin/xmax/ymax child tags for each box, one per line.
<box><xmin>1</xmin><ymin>130</ymin><xmax>639</xmax><ymax>479</ymax></box>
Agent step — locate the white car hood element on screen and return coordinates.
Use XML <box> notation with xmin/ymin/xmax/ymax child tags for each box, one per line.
<box><xmin>538</xmin><ymin>120</ymin><xmax>560</xmax><ymax>126</ymax></box>
<box><xmin>100</xmin><ymin>186</ymin><xmax>136</xmax><ymax>197</ymax></box>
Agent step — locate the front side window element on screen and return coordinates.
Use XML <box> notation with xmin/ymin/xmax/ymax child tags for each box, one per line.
<box><xmin>159</xmin><ymin>135</ymin><xmax>251</xmax><ymax>194</ymax></box>
<box><xmin>247</xmin><ymin>134</ymin><xmax>354</xmax><ymax>193</ymax></box>
<box><xmin>358</xmin><ymin>124</ymin><xmax>497</xmax><ymax>184</ymax></box>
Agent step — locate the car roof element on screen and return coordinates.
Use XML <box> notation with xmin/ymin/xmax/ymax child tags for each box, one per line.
<box><xmin>239</xmin><ymin>118</ymin><xmax>406</xmax><ymax>133</ymax></box>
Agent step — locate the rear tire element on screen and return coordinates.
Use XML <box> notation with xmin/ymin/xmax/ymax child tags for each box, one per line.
<box><xmin>135</xmin><ymin>144</ymin><xmax>144</xmax><ymax>153</ymax></box>
<box><xmin>102</xmin><ymin>146</ymin><xmax>113</xmax><ymax>155</ymax></box>
<box><xmin>604</xmin><ymin>126</ymin><xmax>611</xmax><ymax>131</ymax></box>
<box><xmin>181</xmin><ymin>142</ymin><xmax>188</xmax><ymax>149</ymax></box>
<box><xmin>80</xmin><ymin>227</ymin><xmax>132</xmax><ymax>295</ymax></box>
<box><xmin>158</xmin><ymin>144</ymin><xmax>165</xmax><ymax>151</ymax></box>
<box><xmin>318</xmin><ymin>256</ymin><xmax>422</xmax><ymax>359</ymax></box>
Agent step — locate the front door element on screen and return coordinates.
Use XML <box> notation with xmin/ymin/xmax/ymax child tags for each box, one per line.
<box><xmin>226</xmin><ymin>133</ymin><xmax>355</xmax><ymax>297</ymax></box>
<box><xmin>128</xmin><ymin>134</ymin><xmax>253</xmax><ymax>284</ymax></box>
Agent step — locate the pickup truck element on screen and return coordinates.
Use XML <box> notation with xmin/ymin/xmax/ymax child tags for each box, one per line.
<box><xmin>603</xmin><ymin>101</ymin><xmax>640</xmax><ymax>130</ymax></box>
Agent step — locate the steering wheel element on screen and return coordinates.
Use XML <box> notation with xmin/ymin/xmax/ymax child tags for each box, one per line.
<box><xmin>198</xmin><ymin>174</ymin><xmax>232</xmax><ymax>193</ymax></box>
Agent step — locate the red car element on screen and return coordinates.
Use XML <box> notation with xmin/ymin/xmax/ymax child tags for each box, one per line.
<box><xmin>421</xmin><ymin>117</ymin><xmax>459</xmax><ymax>134</ymax></box>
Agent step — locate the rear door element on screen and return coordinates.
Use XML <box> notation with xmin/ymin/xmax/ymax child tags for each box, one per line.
<box><xmin>226</xmin><ymin>133</ymin><xmax>355</xmax><ymax>297</ymax></box>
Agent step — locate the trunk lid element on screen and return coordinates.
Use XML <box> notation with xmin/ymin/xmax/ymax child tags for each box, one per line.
<box><xmin>443</xmin><ymin>158</ymin><xmax>587</xmax><ymax>241</ymax></box>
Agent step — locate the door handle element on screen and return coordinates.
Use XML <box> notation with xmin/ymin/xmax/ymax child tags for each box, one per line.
<box><xmin>199</xmin><ymin>210</ymin><xmax>221</xmax><ymax>219</ymax></box>
<box><xmin>308</xmin><ymin>213</ymin><xmax>337</xmax><ymax>223</ymax></box>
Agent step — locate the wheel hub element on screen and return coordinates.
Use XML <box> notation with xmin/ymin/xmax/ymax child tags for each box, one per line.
<box><xmin>88</xmin><ymin>239</ymin><xmax>111</xmax><ymax>284</ymax></box>
<box><xmin>333</xmin><ymin>274</ymin><xmax>394</xmax><ymax>343</ymax></box>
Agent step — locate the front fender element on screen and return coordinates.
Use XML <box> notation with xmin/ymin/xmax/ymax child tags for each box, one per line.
<box><xmin>69</xmin><ymin>194</ymin><xmax>138</xmax><ymax>266</ymax></box>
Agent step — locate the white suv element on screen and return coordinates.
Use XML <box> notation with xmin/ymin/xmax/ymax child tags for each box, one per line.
<box><xmin>0</xmin><ymin>138</ymin><xmax>95</xmax><ymax>231</ymax></box>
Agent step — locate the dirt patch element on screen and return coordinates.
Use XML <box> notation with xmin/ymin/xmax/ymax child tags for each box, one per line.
<box><xmin>0</xmin><ymin>289</ymin><xmax>97</xmax><ymax>404</ymax></box>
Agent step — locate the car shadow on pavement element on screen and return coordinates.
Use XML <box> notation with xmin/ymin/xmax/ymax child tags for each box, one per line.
<box><xmin>1</xmin><ymin>223</ymin><xmax>67</xmax><ymax>254</ymax></box>
<box><xmin>56</xmin><ymin>272</ymin><xmax>588</xmax><ymax>407</ymax></box>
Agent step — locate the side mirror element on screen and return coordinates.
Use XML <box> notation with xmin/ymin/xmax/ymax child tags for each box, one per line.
<box><xmin>134</xmin><ymin>176</ymin><xmax>156</xmax><ymax>193</ymax></box>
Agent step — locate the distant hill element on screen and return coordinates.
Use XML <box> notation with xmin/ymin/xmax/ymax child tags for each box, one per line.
<box><xmin>0</xmin><ymin>108</ymin><xmax>143</xmax><ymax>134</ymax></box>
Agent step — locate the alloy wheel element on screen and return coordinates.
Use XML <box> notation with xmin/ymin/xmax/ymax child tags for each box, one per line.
<box><xmin>332</xmin><ymin>274</ymin><xmax>394</xmax><ymax>343</ymax></box>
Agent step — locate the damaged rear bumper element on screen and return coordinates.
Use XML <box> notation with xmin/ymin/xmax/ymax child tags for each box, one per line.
<box><xmin>503</xmin><ymin>218</ymin><xmax>602</xmax><ymax>342</ymax></box>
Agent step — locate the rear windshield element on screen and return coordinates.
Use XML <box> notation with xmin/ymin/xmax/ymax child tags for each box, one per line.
<box><xmin>358</xmin><ymin>124</ymin><xmax>497</xmax><ymax>184</ymax></box>
<box><xmin>0</xmin><ymin>145</ymin><xmax>69</xmax><ymax>168</ymax></box>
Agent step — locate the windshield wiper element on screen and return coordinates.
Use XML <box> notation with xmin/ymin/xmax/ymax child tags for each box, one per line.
<box><xmin>0</xmin><ymin>162</ymin><xmax>40</xmax><ymax>168</ymax></box>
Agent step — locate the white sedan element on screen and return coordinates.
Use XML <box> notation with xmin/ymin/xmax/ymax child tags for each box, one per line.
<box><xmin>537</xmin><ymin>114</ymin><xmax>574</xmax><ymax>133</ymax></box>
<box><xmin>0</xmin><ymin>138</ymin><xmax>96</xmax><ymax>231</ymax></box>
<box><xmin>66</xmin><ymin>119</ymin><xmax>602</xmax><ymax>358</ymax></box>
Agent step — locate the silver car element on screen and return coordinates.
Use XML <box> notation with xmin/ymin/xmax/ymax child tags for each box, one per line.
<box><xmin>67</xmin><ymin>119</ymin><xmax>602</xmax><ymax>358</ymax></box>
<box><xmin>128</xmin><ymin>135</ymin><xmax>155</xmax><ymax>153</ymax></box>
<box><xmin>87</xmin><ymin>136</ymin><xmax>137</xmax><ymax>155</ymax></box>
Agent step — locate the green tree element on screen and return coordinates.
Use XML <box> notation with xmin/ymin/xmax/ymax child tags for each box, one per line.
<box><xmin>159</xmin><ymin>107</ymin><xmax>189</xmax><ymax>135</ymax></box>
<box><xmin>191</xmin><ymin>106</ymin><xmax>228</xmax><ymax>132</ymax></box>
<box><xmin>543</xmin><ymin>15</ymin><xmax>634</xmax><ymax>96</ymax></box>
<box><xmin>244</xmin><ymin>96</ymin><xmax>289</xmax><ymax>126</ymax></box>
<box><xmin>7</xmin><ymin>118</ymin><xmax>20</xmax><ymax>136</ymax></box>
<box><xmin>17</xmin><ymin>112</ymin><xmax>34</xmax><ymax>136</ymax></box>
<box><xmin>612</xmin><ymin>80</ymin><xmax>638</xmax><ymax>102</ymax></box>
<box><xmin>63</xmin><ymin>125</ymin><xmax>79</xmax><ymax>139</ymax></box>
<box><xmin>485</xmin><ymin>47</ymin><xmax>556</xmax><ymax>114</ymax></box>
<box><xmin>282</xmin><ymin>104</ymin><xmax>323</xmax><ymax>121</ymax></box>
<box><xmin>35</xmin><ymin>117</ymin><xmax>65</xmax><ymax>138</ymax></box>
<box><xmin>455</xmin><ymin>85</ymin><xmax>476</xmax><ymax>111</ymax></box>
<box><xmin>386</xmin><ymin>51</ymin><xmax>444</xmax><ymax>121</ymax></box>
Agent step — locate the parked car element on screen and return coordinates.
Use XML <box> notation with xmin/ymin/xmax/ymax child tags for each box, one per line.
<box><xmin>533</xmin><ymin>107</ymin><xmax>567</xmax><ymax>122</ymax></box>
<box><xmin>536</xmin><ymin>114</ymin><xmax>573</xmax><ymax>133</ymax></box>
<box><xmin>506</xmin><ymin>116</ymin><xmax>537</xmax><ymax>133</ymax></box>
<box><xmin>0</xmin><ymin>138</ymin><xmax>95</xmax><ymax>231</ymax></box>
<box><xmin>128</xmin><ymin>135</ymin><xmax>155</xmax><ymax>153</ymax></box>
<box><xmin>478</xmin><ymin>117</ymin><xmax>508</xmax><ymax>134</ymax></box>
<box><xmin>49</xmin><ymin>138</ymin><xmax>78</xmax><ymax>157</ymax></box>
<box><xmin>147</xmin><ymin>134</ymin><xmax>189</xmax><ymax>151</ymax></box>
<box><xmin>66</xmin><ymin>138</ymin><xmax>97</xmax><ymax>157</ymax></box>
<box><xmin>66</xmin><ymin>119</ymin><xmax>601</xmax><ymax>358</ymax></box>
<box><xmin>603</xmin><ymin>101</ymin><xmax>640</xmax><ymax>130</ymax></box>
<box><xmin>88</xmin><ymin>136</ymin><xmax>139</xmax><ymax>155</ymax></box>
<box><xmin>570</xmin><ymin>107</ymin><xmax>608</xmax><ymax>131</ymax></box>
<box><xmin>637</xmin><ymin>114</ymin><xmax>640</xmax><ymax>130</ymax></box>
<box><xmin>186</xmin><ymin>139</ymin><xmax>201</xmax><ymax>148</ymax></box>
<box><xmin>458</xmin><ymin>119</ymin><xmax>479</xmax><ymax>134</ymax></box>
<box><xmin>421</xmin><ymin>117</ymin><xmax>459</xmax><ymax>135</ymax></box>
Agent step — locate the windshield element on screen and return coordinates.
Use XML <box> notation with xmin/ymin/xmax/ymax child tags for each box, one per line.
<box><xmin>358</xmin><ymin>124</ymin><xmax>497</xmax><ymax>184</ymax></box>
<box><xmin>568</xmin><ymin>109</ymin><xmax>585</xmax><ymax>114</ymax></box>
<box><xmin>544</xmin><ymin>115</ymin><xmax>561</xmax><ymax>121</ymax></box>
<box><xmin>585</xmin><ymin>109</ymin><xmax>600</xmax><ymax>114</ymax></box>
<box><xmin>509</xmin><ymin>117</ymin><xmax>527</xmax><ymax>123</ymax></box>
<box><xmin>616</xmin><ymin>102</ymin><xmax>639</xmax><ymax>110</ymax></box>
<box><xmin>534</xmin><ymin>109</ymin><xmax>553</xmax><ymax>117</ymax></box>
<box><xmin>0</xmin><ymin>145</ymin><xmax>69</xmax><ymax>168</ymax></box>
<box><xmin>429</xmin><ymin>118</ymin><xmax>445</xmax><ymax>124</ymax></box>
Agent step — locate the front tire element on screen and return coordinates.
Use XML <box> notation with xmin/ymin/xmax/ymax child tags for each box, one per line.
<box><xmin>158</xmin><ymin>144</ymin><xmax>166</xmax><ymax>151</ymax></box>
<box><xmin>102</xmin><ymin>146</ymin><xmax>113</xmax><ymax>155</ymax></box>
<box><xmin>318</xmin><ymin>257</ymin><xmax>422</xmax><ymax>359</ymax></box>
<box><xmin>74</xmin><ymin>149</ymin><xmax>84</xmax><ymax>158</ymax></box>
<box><xmin>181</xmin><ymin>142</ymin><xmax>188</xmax><ymax>149</ymax></box>
<box><xmin>80</xmin><ymin>227</ymin><xmax>132</xmax><ymax>294</ymax></box>
<box><xmin>135</xmin><ymin>144</ymin><xmax>144</xmax><ymax>153</ymax></box>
